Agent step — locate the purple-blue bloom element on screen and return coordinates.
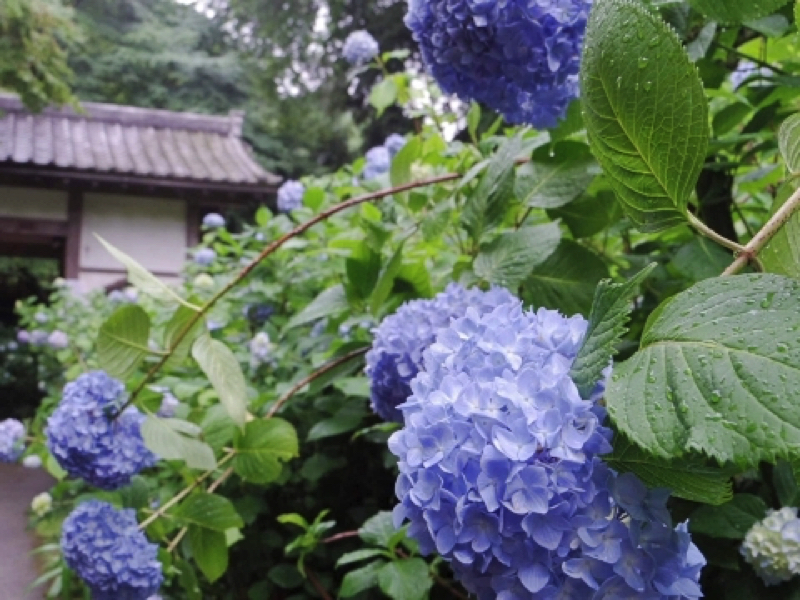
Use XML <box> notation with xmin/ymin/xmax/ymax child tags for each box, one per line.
<box><xmin>342</xmin><ymin>30</ymin><xmax>380</xmax><ymax>65</ymax></box>
<box><xmin>48</xmin><ymin>330</ymin><xmax>69</xmax><ymax>350</ymax></box>
<box><xmin>0</xmin><ymin>418</ymin><xmax>25</xmax><ymax>462</ymax></box>
<box><xmin>385</xmin><ymin>134</ymin><xmax>407</xmax><ymax>157</ymax></box>
<box><xmin>202</xmin><ymin>213</ymin><xmax>226</xmax><ymax>229</ymax></box>
<box><xmin>45</xmin><ymin>371</ymin><xmax>157</xmax><ymax>490</ymax></box>
<box><xmin>194</xmin><ymin>248</ymin><xmax>216</xmax><ymax>266</ymax></box>
<box><xmin>389</xmin><ymin>299</ymin><xmax>705</xmax><ymax>598</ymax></box>
<box><xmin>61</xmin><ymin>500</ymin><xmax>163</xmax><ymax>600</ymax></box>
<box><xmin>277</xmin><ymin>180</ymin><xmax>305</xmax><ymax>213</ymax></box>
<box><xmin>366</xmin><ymin>284</ymin><xmax>516</xmax><ymax>422</ymax></box>
<box><xmin>362</xmin><ymin>146</ymin><xmax>391</xmax><ymax>180</ymax></box>
<box><xmin>404</xmin><ymin>0</ymin><xmax>591</xmax><ymax>128</ymax></box>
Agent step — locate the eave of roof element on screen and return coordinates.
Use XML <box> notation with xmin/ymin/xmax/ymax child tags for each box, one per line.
<box><xmin>0</xmin><ymin>94</ymin><xmax>281</xmax><ymax>192</ymax></box>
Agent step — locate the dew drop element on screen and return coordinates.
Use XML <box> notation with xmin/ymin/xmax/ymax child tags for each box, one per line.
<box><xmin>643</xmin><ymin>81</ymin><xmax>653</xmax><ymax>91</ymax></box>
<box><xmin>638</xmin><ymin>57</ymin><xmax>649</xmax><ymax>69</ymax></box>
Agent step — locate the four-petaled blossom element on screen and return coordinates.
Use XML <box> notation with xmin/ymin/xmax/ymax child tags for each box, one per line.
<box><xmin>194</xmin><ymin>248</ymin><xmax>216</xmax><ymax>266</ymax></box>
<box><xmin>202</xmin><ymin>213</ymin><xmax>226</xmax><ymax>229</ymax></box>
<box><xmin>366</xmin><ymin>283</ymin><xmax>517</xmax><ymax>422</ymax></box>
<box><xmin>277</xmin><ymin>180</ymin><xmax>305</xmax><ymax>213</ymax></box>
<box><xmin>741</xmin><ymin>507</ymin><xmax>800</xmax><ymax>585</ymax></box>
<box><xmin>0</xmin><ymin>418</ymin><xmax>25</xmax><ymax>462</ymax></box>
<box><xmin>61</xmin><ymin>500</ymin><xmax>163</xmax><ymax>600</ymax></box>
<box><xmin>342</xmin><ymin>30</ymin><xmax>380</xmax><ymax>65</ymax></box>
<box><xmin>389</xmin><ymin>297</ymin><xmax>705</xmax><ymax>598</ymax></box>
<box><xmin>45</xmin><ymin>371</ymin><xmax>157</xmax><ymax>490</ymax></box>
<box><xmin>405</xmin><ymin>0</ymin><xmax>591</xmax><ymax>128</ymax></box>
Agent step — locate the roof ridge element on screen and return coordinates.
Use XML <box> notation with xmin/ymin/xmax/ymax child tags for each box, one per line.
<box><xmin>0</xmin><ymin>93</ymin><xmax>240</xmax><ymax>136</ymax></box>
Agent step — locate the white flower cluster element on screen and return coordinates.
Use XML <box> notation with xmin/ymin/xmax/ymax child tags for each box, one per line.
<box><xmin>741</xmin><ymin>507</ymin><xmax>800</xmax><ymax>585</ymax></box>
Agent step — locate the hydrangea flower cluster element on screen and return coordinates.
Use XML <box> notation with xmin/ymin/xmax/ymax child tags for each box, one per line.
<box><xmin>405</xmin><ymin>0</ymin><xmax>591</xmax><ymax>128</ymax></box>
<box><xmin>366</xmin><ymin>284</ymin><xmax>516</xmax><ymax>422</ymax></box>
<box><xmin>48</xmin><ymin>330</ymin><xmax>69</xmax><ymax>350</ymax></box>
<box><xmin>109</xmin><ymin>287</ymin><xmax>139</xmax><ymax>303</ymax></box>
<box><xmin>342</xmin><ymin>30</ymin><xmax>380</xmax><ymax>65</ymax></box>
<box><xmin>17</xmin><ymin>330</ymin><xmax>30</xmax><ymax>344</ymax></box>
<box><xmin>741</xmin><ymin>507</ymin><xmax>800</xmax><ymax>585</ymax></box>
<box><xmin>46</xmin><ymin>371</ymin><xmax>157</xmax><ymax>490</ymax></box>
<box><xmin>385</xmin><ymin>133</ymin><xmax>407</xmax><ymax>158</ymax></box>
<box><xmin>194</xmin><ymin>248</ymin><xmax>216</xmax><ymax>266</ymax></box>
<box><xmin>30</xmin><ymin>330</ymin><xmax>49</xmax><ymax>345</ymax></box>
<box><xmin>0</xmin><ymin>418</ymin><xmax>25</xmax><ymax>462</ymax></box>
<box><xmin>249</xmin><ymin>332</ymin><xmax>272</xmax><ymax>367</ymax></box>
<box><xmin>277</xmin><ymin>180</ymin><xmax>305</xmax><ymax>212</ymax></box>
<box><xmin>246</xmin><ymin>303</ymin><xmax>275</xmax><ymax>324</ymax></box>
<box><xmin>31</xmin><ymin>492</ymin><xmax>52</xmax><ymax>517</ymax></box>
<box><xmin>61</xmin><ymin>500</ymin><xmax>163</xmax><ymax>600</ymax></box>
<box><xmin>389</xmin><ymin>298</ymin><xmax>705</xmax><ymax>598</ymax></box>
<box><xmin>202</xmin><ymin>212</ymin><xmax>226</xmax><ymax>229</ymax></box>
<box><xmin>730</xmin><ymin>60</ymin><xmax>772</xmax><ymax>90</ymax></box>
<box><xmin>362</xmin><ymin>146</ymin><xmax>391</xmax><ymax>180</ymax></box>
<box><xmin>157</xmin><ymin>392</ymin><xmax>180</xmax><ymax>418</ymax></box>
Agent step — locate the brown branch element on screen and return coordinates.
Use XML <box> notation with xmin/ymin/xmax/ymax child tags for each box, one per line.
<box><xmin>266</xmin><ymin>347</ymin><xmax>368</xmax><ymax>419</ymax></box>
<box><xmin>306</xmin><ymin>567</ymin><xmax>333</xmax><ymax>600</ymax></box>
<box><xmin>322</xmin><ymin>530</ymin><xmax>360</xmax><ymax>544</ymax></box>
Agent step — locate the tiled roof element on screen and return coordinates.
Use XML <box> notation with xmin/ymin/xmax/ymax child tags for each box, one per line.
<box><xmin>0</xmin><ymin>94</ymin><xmax>280</xmax><ymax>186</ymax></box>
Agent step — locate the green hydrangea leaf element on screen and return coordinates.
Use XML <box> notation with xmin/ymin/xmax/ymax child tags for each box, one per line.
<box><xmin>688</xmin><ymin>0</ymin><xmax>791</xmax><ymax>24</ymax></box>
<box><xmin>97</xmin><ymin>305</ymin><xmax>151</xmax><ymax>380</ymax></box>
<box><xmin>570</xmin><ymin>264</ymin><xmax>656</xmax><ymax>398</ymax></box>
<box><xmin>581</xmin><ymin>0</ymin><xmax>708</xmax><ymax>231</ymax></box>
<box><xmin>689</xmin><ymin>494</ymin><xmax>767</xmax><ymax>539</ymax></box>
<box><xmin>606</xmin><ymin>273</ymin><xmax>800</xmax><ymax>466</ymax></box>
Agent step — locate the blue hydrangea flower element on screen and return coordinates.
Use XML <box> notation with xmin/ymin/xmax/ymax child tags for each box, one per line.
<box><xmin>277</xmin><ymin>180</ymin><xmax>305</xmax><ymax>212</ymax></box>
<box><xmin>30</xmin><ymin>329</ymin><xmax>48</xmax><ymax>345</ymax></box>
<box><xmin>34</xmin><ymin>311</ymin><xmax>48</xmax><ymax>323</ymax></box>
<box><xmin>202</xmin><ymin>213</ymin><xmax>226</xmax><ymax>229</ymax></box>
<box><xmin>385</xmin><ymin>134</ymin><xmax>407</xmax><ymax>157</ymax></box>
<box><xmin>17</xmin><ymin>330</ymin><xmax>30</xmax><ymax>344</ymax></box>
<box><xmin>366</xmin><ymin>284</ymin><xmax>517</xmax><ymax>422</ymax></box>
<box><xmin>405</xmin><ymin>0</ymin><xmax>591</xmax><ymax>128</ymax></box>
<box><xmin>156</xmin><ymin>392</ymin><xmax>179</xmax><ymax>418</ymax></box>
<box><xmin>45</xmin><ymin>371</ymin><xmax>157</xmax><ymax>490</ymax></box>
<box><xmin>249</xmin><ymin>332</ymin><xmax>272</xmax><ymax>368</ymax></box>
<box><xmin>0</xmin><ymin>418</ymin><xmax>25</xmax><ymax>462</ymax></box>
<box><xmin>741</xmin><ymin>507</ymin><xmax>800</xmax><ymax>585</ymax></box>
<box><xmin>362</xmin><ymin>146</ymin><xmax>391</xmax><ymax>180</ymax></box>
<box><xmin>246</xmin><ymin>304</ymin><xmax>275</xmax><ymax>324</ymax></box>
<box><xmin>342</xmin><ymin>30</ymin><xmax>380</xmax><ymax>65</ymax></box>
<box><xmin>389</xmin><ymin>299</ymin><xmax>705</xmax><ymax>598</ymax></box>
<box><xmin>194</xmin><ymin>248</ymin><xmax>216</xmax><ymax>266</ymax></box>
<box><xmin>48</xmin><ymin>330</ymin><xmax>69</xmax><ymax>350</ymax></box>
<box><xmin>730</xmin><ymin>60</ymin><xmax>772</xmax><ymax>90</ymax></box>
<box><xmin>61</xmin><ymin>500</ymin><xmax>163</xmax><ymax>600</ymax></box>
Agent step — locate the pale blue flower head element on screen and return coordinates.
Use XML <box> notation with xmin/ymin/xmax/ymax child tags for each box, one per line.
<box><xmin>48</xmin><ymin>330</ymin><xmax>69</xmax><ymax>350</ymax></box>
<box><xmin>45</xmin><ymin>371</ymin><xmax>157</xmax><ymax>490</ymax></box>
<box><xmin>385</xmin><ymin>134</ymin><xmax>407</xmax><ymax>157</ymax></box>
<box><xmin>277</xmin><ymin>180</ymin><xmax>305</xmax><ymax>212</ymax></box>
<box><xmin>343</xmin><ymin>30</ymin><xmax>380</xmax><ymax>65</ymax></box>
<box><xmin>202</xmin><ymin>213</ymin><xmax>226</xmax><ymax>229</ymax></box>
<box><xmin>362</xmin><ymin>146</ymin><xmax>391</xmax><ymax>180</ymax></box>
<box><xmin>194</xmin><ymin>248</ymin><xmax>217</xmax><ymax>266</ymax></box>
<box><xmin>405</xmin><ymin>0</ymin><xmax>591</xmax><ymax>128</ymax></box>
<box><xmin>366</xmin><ymin>283</ymin><xmax>517</xmax><ymax>422</ymax></box>
<box><xmin>61</xmin><ymin>500</ymin><xmax>163</xmax><ymax>600</ymax></box>
<box><xmin>17</xmin><ymin>330</ymin><xmax>30</xmax><ymax>344</ymax></box>
<box><xmin>0</xmin><ymin>418</ymin><xmax>25</xmax><ymax>462</ymax></box>
<box><xmin>741</xmin><ymin>507</ymin><xmax>800</xmax><ymax>585</ymax></box>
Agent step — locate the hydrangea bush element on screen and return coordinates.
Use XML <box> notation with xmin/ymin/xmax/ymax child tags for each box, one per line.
<box><xmin>16</xmin><ymin>1</ymin><xmax>800</xmax><ymax>599</ymax></box>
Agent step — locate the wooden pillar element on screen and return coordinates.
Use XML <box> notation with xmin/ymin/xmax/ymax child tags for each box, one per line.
<box><xmin>65</xmin><ymin>188</ymin><xmax>82</xmax><ymax>280</ymax></box>
<box><xmin>186</xmin><ymin>201</ymin><xmax>201</xmax><ymax>248</ymax></box>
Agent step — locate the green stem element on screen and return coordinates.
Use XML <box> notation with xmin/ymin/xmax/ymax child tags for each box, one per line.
<box><xmin>687</xmin><ymin>213</ymin><xmax>746</xmax><ymax>254</ymax></box>
<box><xmin>723</xmin><ymin>184</ymin><xmax>800</xmax><ymax>275</ymax></box>
<box><xmin>712</xmin><ymin>41</ymin><xmax>788</xmax><ymax>77</ymax></box>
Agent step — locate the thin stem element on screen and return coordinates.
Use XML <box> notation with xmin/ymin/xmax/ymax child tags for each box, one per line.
<box><xmin>322</xmin><ymin>530</ymin><xmax>360</xmax><ymax>544</ymax></box>
<box><xmin>139</xmin><ymin>452</ymin><xmax>235</xmax><ymax>530</ymax></box>
<box><xmin>266</xmin><ymin>347</ymin><xmax>368</xmax><ymax>419</ymax></box>
<box><xmin>115</xmin><ymin>173</ymin><xmax>466</xmax><ymax>416</ymax></box>
<box><xmin>166</xmin><ymin>528</ymin><xmax>187</xmax><ymax>553</ymax></box>
<box><xmin>712</xmin><ymin>41</ymin><xmax>788</xmax><ymax>76</ymax></box>
<box><xmin>306</xmin><ymin>568</ymin><xmax>333</xmax><ymax>600</ymax></box>
<box><xmin>723</xmin><ymin>184</ymin><xmax>800</xmax><ymax>275</ymax></box>
<box><xmin>731</xmin><ymin>200</ymin><xmax>756</xmax><ymax>238</ymax></box>
<box><xmin>687</xmin><ymin>213</ymin><xmax>746</xmax><ymax>254</ymax></box>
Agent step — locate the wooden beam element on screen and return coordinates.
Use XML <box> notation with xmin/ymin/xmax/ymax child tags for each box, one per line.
<box><xmin>65</xmin><ymin>188</ymin><xmax>82</xmax><ymax>280</ymax></box>
<box><xmin>0</xmin><ymin>217</ymin><xmax>68</xmax><ymax>238</ymax></box>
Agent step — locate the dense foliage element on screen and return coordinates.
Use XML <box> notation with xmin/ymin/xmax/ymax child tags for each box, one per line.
<box><xmin>8</xmin><ymin>0</ymin><xmax>800</xmax><ymax>599</ymax></box>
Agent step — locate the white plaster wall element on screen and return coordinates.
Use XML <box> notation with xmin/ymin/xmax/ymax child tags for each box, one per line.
<box><xmin>79</xmin><ymin>195</ymin><xmax>187</xmax><ymax>290</ymax></box>
<box><xmin>0</xmin><ymin>187</ymin><xmax>68</xmax><ymax>219</ymax></box>
<box><xmin>78</xmin><ymin>271</ymin><xmax>183</xmax><ymax>292</ymax></box>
